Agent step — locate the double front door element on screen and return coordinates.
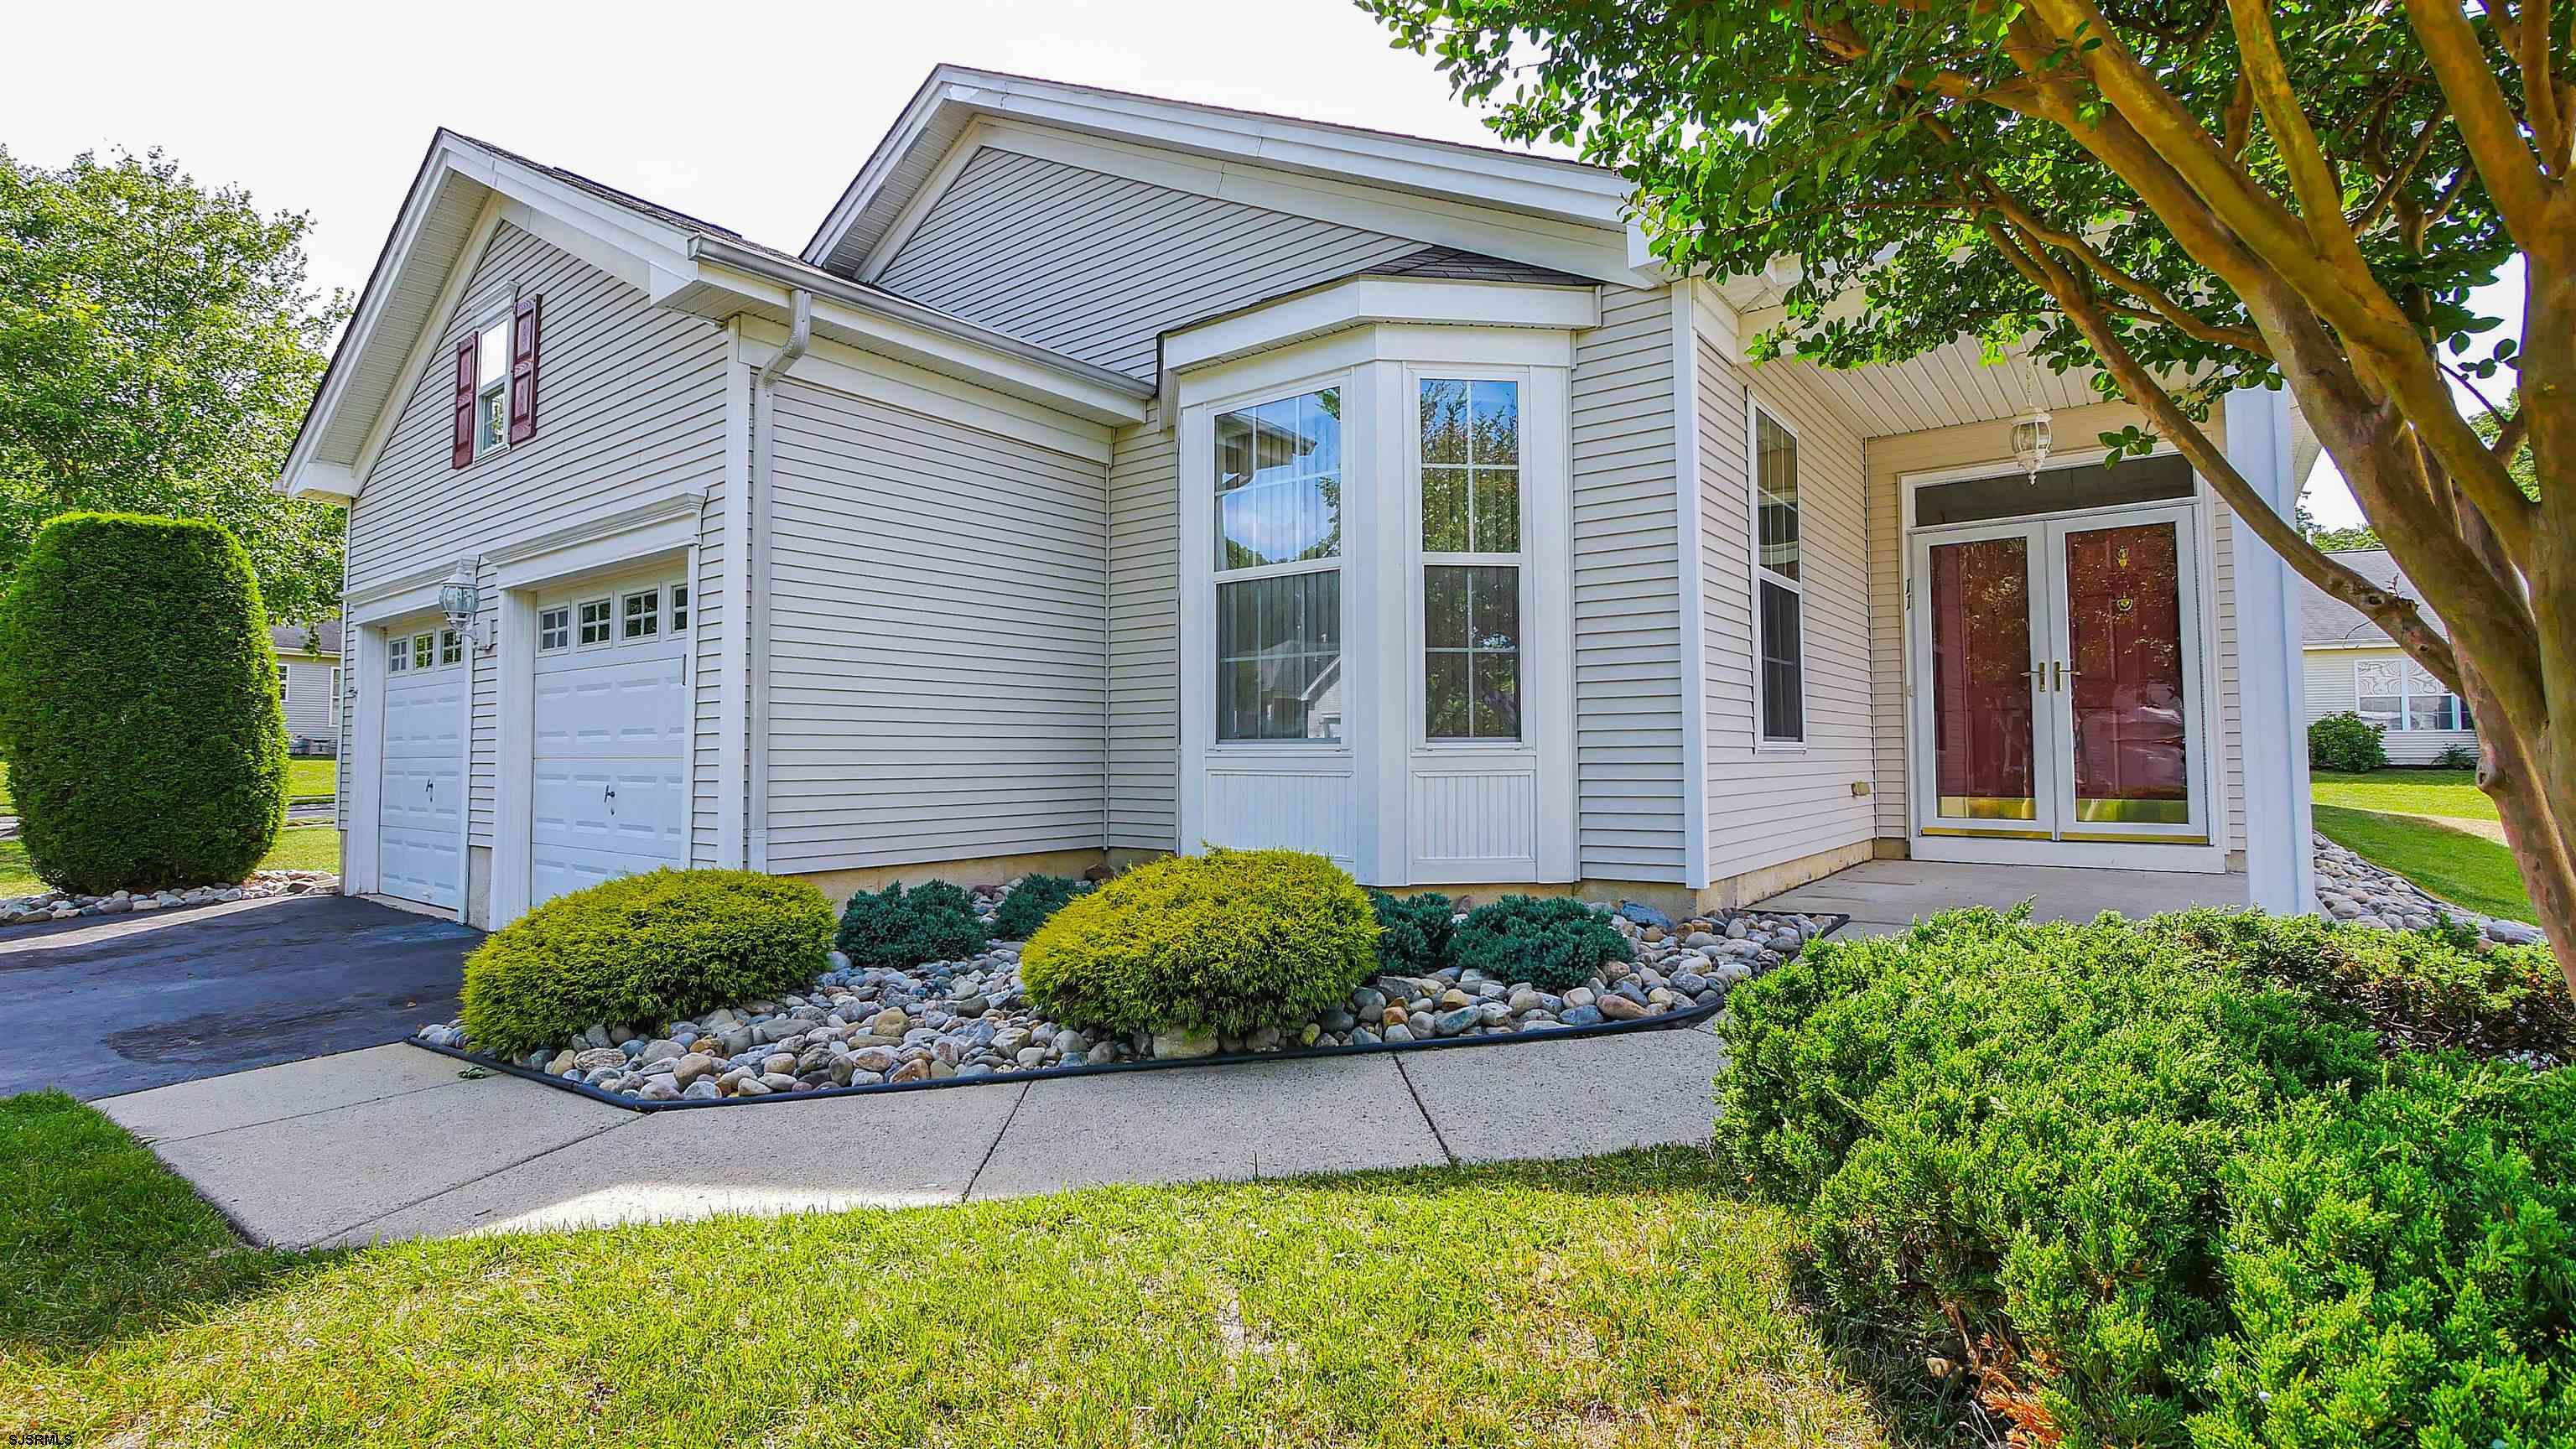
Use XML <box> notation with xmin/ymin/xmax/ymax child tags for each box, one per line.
<box><xmin>1909</xmin><ymin>502</ymin><xmax>2210</xmax><ymax>853</ymax></box>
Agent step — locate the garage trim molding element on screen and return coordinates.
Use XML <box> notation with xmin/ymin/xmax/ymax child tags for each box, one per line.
<box><xmin>487</xmin><ymin>489</ymin><xmax>708</xmax><ymax>928</ymax></box>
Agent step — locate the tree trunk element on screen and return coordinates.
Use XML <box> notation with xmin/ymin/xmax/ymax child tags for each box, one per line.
<box><xmin>2463</xmin><ymin>679</ymin><xmax>2576</xmax><ymax>981</ymax></box>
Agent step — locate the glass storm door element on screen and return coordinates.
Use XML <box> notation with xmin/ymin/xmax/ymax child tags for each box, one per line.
<box><xmin>1912</xmin><ymin>504</ymin><xmax>2205</xmax><ymax>848</ymax></box>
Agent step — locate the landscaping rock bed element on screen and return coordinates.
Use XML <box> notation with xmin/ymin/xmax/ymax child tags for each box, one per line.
<box><xmin>2313</xmin><ymin>833</ymin><xmax>2545</xmax><ymax>946</ymax></box>
<box><xmin>414</xmin><ymin>890</ymin><xmax>1844</xmax><ymax>1105</ymax></box>
<box><xmin>0</xmin><ymin>869</ymin><xmax>340</xmax><ymax>927</ymax></box>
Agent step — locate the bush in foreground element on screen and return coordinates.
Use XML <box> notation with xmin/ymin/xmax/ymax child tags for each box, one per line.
<box><xmin>462</xmin><ymin>870</ymin><xmax>832</xmax><ymax>1058</ymax></box>
<box><xmin>0</xmin><ymin>512</ymin><xmax>286</xmax><ymax>892</ymax></box>
<box><xmin>834</xmin><ymin>880</ymin><xmax>987</xmax><ymax>969</ymax></box>
<box><xmin>1716</xmin><ymin>906</ymin><xmax>2573</xmax><ymax>1449</ymax></box>
<box><xmin>1022</xmin><ymin>849</ymin><xmax>1378</xmax><ymax>1036</ymax></box>
<box><xmin>2308</xmin><ymin>709</ymin><xmax>2387</xmax><ymax>772</ymax></box>
<box><xmin>990</xmin><ymin>874</ymin><xmax>1091</xmax><ymax>942</ymax></box>
<box><xmin>1451</xmin><ymin>895</ymin><xmax>1632</xmax><ymax>991</ymax></box>
<box><xmin>1367</xmin><ymin>889</ymin><xmax>1456</xmax><ymax>976</ymax></box>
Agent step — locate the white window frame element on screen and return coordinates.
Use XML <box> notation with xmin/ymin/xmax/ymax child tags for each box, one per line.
<box><xmin>1748</xmin><ymin>400</ymin><xmax>1808</xmax><ymax>748</ymax></box>
<box><xmin>279</xmin><ymin>665</ymin><xmax>290</xmax><ymax>704</ymax></box>
<box><xmin>438</xmin><ymin>628</ymin><xmax>464</xmax><ymax>667</ymax></box>
<box><xmin>385</xmin><ymin>636</ymin><xmax>409</xmax><ymax>674</ymax></box>
<box><xmin>537</xmin><ymin>605</ymin><xmax>571</xmax><ymax>654</ymax></box>
<box><xmin>1208</xmin><ymin>380</ymin><xmax>1348</xmax><ymax>747</ymax></box>
<box><xmin>330</xmin><ymin>666</ymin><xmax>342</xmax><ymax>703</ymax></box>
<box><xmin>473</xmin><ymin>315</ymin><xmax>512</xmax><ymax>460</ymax></box>
<box><xmin>1410</xmin><ymin>366</ymin><xmax>1532</xmax><ymax>749</ymax></box>
<box><xmin>411</xmin><ymin>631</ymin><xmax>437</xmax><ymax>673</ymax></box>
<box><xmin>668</xmin><ymin>579</ymin><xmax>689</xmax><ymax>633</ymax></box>
<box><xmin>2355</xmin><ymin>657</ymin><xmax>2470</xmax><ymax>733</ymax></box>
<box><xmin>575</xmin><ymin>598</ymin><xmax>614</xmax><ymax>648</ymax></box>
<box><xmin>621</xmin><ymin>585</ymin><xmax>663</xmax><ymax>642</ymax></box>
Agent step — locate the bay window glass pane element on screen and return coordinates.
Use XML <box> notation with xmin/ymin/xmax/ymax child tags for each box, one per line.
<box><xmin>1759</xmin><ymin>579</ymin><xmax>1805</xmax><ymax>741</ymax></box>
<box><xmin>1756</xmin><ymin>411</ymin><xmax>1800</xmax><ymax>582</ymax></box>
<box><xmin>2355</xmin><ymin>660</ymin><xmax>2402</xmax><ymax>730</ymax></box>
<box><xmin>1425</xmin><ymin>564</ymin><xmax>1520</xmax><ymax>740</ymax></box>
<box><xmin>1216</xmin><ymin>572</ymin><xmax>1341</xmax><ymax>740</ymax></box>
<box><xmin>1420</xmin><ymin>378</ymin><xmax>1522</xmax><ymax>553</ymax></box>
<box><xmin>2403</xmin><ymin>662</ymin><xmax>2455</xmax><ymax>731</ymax></box>
<box><xmin>1217</xmin><ymin>389</ymin><xmax>1342</xmax><ymax>569</ymax></box>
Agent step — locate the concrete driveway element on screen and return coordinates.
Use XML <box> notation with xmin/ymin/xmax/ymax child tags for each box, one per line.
<box><xmin>0</xmin><ymin>894</ymin><xmax>475</xmax><ymax>1100</ymax></box>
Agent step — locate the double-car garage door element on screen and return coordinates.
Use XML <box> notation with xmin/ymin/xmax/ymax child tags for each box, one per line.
<box><xmin>374</xmin><ymin>568</ymin><xmax>688</xmax><ymax>916</ymax></box>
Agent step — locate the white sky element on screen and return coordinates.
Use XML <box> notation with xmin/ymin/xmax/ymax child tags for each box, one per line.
<box><xmin>3</xmin><ymin>0</ymin><xmax>2517</xmax><ymax>533</ymax></box>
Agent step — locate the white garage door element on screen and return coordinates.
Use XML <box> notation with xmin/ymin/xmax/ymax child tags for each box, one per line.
<box><xmin>529</xmin><ymin>573</ymin><xmax>690</xmax><ymax>909</ymax></box>
<box><xmin>379</xmin><ymin>623</ymin><xmax>467</xmax><ymax>910</ymax></box>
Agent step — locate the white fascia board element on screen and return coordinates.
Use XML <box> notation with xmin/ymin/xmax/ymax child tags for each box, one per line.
<box><xmin>286</xmin><ymin>461</ymin><xmax>360</xmax><ymax>506</ymax></box>
<box><xmin>1165</xmin><ymin>276</ymin><xmax>1598</xmax><ymax>376</ymax></box>
<box><xmin>959</xmin><ymin>120</ymin><xmax>1654</xmax><ymax>289</ymax></box>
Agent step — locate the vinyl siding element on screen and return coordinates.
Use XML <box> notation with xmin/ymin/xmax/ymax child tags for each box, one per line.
<box><xmin>1571</xmin><ymin>285</ymin><xmax>1686</xmax><ymax>881</ymax></box>
<box><xmin>691</xmin><ymin>474</ymin><xmax>729</xmax><ymax>866</ymax></box>
<box><xmin>1701</xmin><ymin>339</ymin><xmax>1877</xmax><ymax>880</ymax></box>
<box><xmin>279</xmin><ymin>656</ymin><xmax>341</xmax><ymax>744</ymax></box>
<box><xmin>346</xmin><ymin>222</ymin><xmax>730</xmax><ymax>852</ymax></box>
<box><xmin>875</xmin><ymin>147</ymin><xmax>1421</xmax><ymax>381</ymax></box>
<box><xmin>2303</xmin><ymin>644</ymin><xmax>2481</xmax><ymax>765</ymax></box>
<box><xmin>760</xmin><ymin>377</ymin><xmax>1109</xmax><ymax>871</ymax></box>
<box><xmin>1106</xmin><ymin>402</ymin><xmax>1179</xmax><ymax>850</ymax></box>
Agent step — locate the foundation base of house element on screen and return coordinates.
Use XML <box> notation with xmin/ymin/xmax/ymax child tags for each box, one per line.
<box><xmin>787</xmin><ymin>848</ymin><xmax>1114</xmax><ymax>913</ymax></box>
<box><xmin>1689</xmin><ymin>839</ymin><xmax>1878</xmax><ymax>915</ymax></box>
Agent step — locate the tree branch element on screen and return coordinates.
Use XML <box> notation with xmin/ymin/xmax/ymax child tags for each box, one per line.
<box><xmin>2226</xmin><ymin>0</ymin><xmax>2371</xmax><ymax>268</ymax></box>
<box><xmin>1979</xmin><ymin>184</ymin><xmax>2272</xmax><ymax>351</ymax></box>
<box><xmin>2401</xmin><ymin>0</ymin><xmax>2560</xmax><ymax>247</ymax></box>
<box><xmin>2349</xmin><ymin>109</ymin><xmax>2449</xmax><ymax>233</ymax></box>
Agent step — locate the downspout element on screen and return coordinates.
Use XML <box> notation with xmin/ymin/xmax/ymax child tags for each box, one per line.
<box><xmin>745</xmin><ymin>289</ymin><xmax>810</xmax><ymax>873</ymax></box>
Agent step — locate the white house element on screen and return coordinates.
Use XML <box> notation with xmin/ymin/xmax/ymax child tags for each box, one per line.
<box><xmin>2299</xmin><ymin>548</ymin><xmax>2480</xmax><ymax>765</ymax></box>
<box><xmin>281</xmin><ymin>67</ymin><xmax>2319</xmax><ymax>930</ymax></box>
<box><xmin>272</xmin><ymin>621</ymin><xmax>342</xmax><ymax>753</ymax></box>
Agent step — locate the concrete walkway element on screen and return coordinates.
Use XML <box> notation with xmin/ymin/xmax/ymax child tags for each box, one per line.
<box><xmin>1756</xmin><ymin>857</ymin><xmax>2248</xmax><ymax>937</ymax></box>
<box><xmin>99</xmin><ymin>1025</ymin><xmax>1723</xmax><ymax>1249</ymax></box>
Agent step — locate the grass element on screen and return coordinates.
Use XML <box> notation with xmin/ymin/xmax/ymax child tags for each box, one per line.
<box><xmin>1</xmin><ymin>1093</ymin><xmax>1908</xmax><ymax>1449</ymax></box>
<box><xmin>0</xmin><ymin>822</ymin><xmax>339</xmax><ymax>898</ymax></box>
<box><xmin>2312</xmin><ymin>802</ymin><xmax>2538</xmax><ymax>923</ymax></box>
<box><xmin>3</xmin><ymin>757</ymin><xmax>336</xmax><ymax>812</ymax></box>
<box><xmin>2311</xmin><ymin>767</ymin><xmax>2498</xmax><ymax>823</ymax></box>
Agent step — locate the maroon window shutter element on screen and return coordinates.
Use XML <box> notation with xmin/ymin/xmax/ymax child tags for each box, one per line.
<box><xmin>507</xmin><ymin>294</ymin><xmax>541</xmax><ymax>444</ymax></box>
<box><xmin>451</xmin><ymin>337</ymin><xmax>477</xmax><ymax>469</ymax></box>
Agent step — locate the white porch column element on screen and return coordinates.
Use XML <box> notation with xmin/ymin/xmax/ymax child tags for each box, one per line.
<box><xmin>2223</xmin><ymin>386</ymin><xmax>2317</xmax><ymax>914</ymax></box>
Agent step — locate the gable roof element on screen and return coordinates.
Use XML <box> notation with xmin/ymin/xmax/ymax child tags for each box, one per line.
<box><xmin>802</xmin><ymin>65</ymin><xmax>1647</xmax><ymax>287</ymax></box>
<box><xmin>2299</xmin><ymin>548</ymin><xmax>2445</xmax><ymax>647</ymax></box>
<box><xmin>271</xmin><ymin>621</ymin><xmax>344</xmax><ymax>657</ymax></box>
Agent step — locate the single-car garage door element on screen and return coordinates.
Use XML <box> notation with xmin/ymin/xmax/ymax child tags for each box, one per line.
<box><xmin>529</xmin><ymin>572</ymin><xmax>689</xmax><ymax>909</ymax></box>
<box><xmin>380</xmin><ymin>623</ymin><xmax>467</xmax><ymax>910</ymax></box>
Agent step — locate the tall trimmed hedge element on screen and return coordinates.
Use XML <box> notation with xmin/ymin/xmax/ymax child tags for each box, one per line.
<box><xmin>0</xmin><ymin>513</ymin><xmax>287</xmax><ymax>892</ymax></box>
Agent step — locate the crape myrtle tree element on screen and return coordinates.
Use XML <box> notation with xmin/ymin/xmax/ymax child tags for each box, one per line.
<box><xmin>1365</xmin><ymin>0</ymin><xmax>2576</xmax><ymax>984</ymax></box>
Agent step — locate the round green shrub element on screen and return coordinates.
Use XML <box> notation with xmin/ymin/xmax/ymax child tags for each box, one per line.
<box><xmin>1367</xmin><ymin>889</ymin><xmax>1456</xmax><ymax>976</ymax></box>
<box><xmin>461</xmin><ymin>869</ymin><xmax>832</xmax><ymax>1059</ymax></box>
<box><xmin>0</xmin><ymin>512</ymin><xmax>287</xmax><ymax>893</ymax></box>
<box><xmin>990</xmin><ymin>874</ymin><xmax>1092</xmax><ymax>942</ymax></box>
<box><xmin>1021</xmin><ymin>848</ymin><xmax>1379</xmax><ymax>1036</ymax></box>
<box><xmin>2308</xmin><ymin>709</ymin><xmax>2387</xmax><ymax>771</ymax></box>
<box><xmin>834</xmin><ymin>880</ymin><xmax>987</xmax><ymax>969</ymax></box>
<box><xmin>1450</xmin><ymin>895</ymin><xmax>1633</xmax><ymax>991</ymax></box>
<box><xmin>2432</xmin><ymin>740</ymin><xmax>2480</xmax><ymax>771</ymax></box>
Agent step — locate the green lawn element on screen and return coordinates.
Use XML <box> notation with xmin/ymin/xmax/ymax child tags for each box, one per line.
<box><xmin>2311</xmin><ymin>768</ymin><xmax>2498</xmax><ymax>823</ymax></box>
<box><xmin>2312</xmin><ymin>802</ymin><xmax>2538</xmax><ymax>924</ymax></box>
<box><xmin>2</xmin><ymin>1093</ymin><xmax>1903</xmax><ymax>1448</ymax></box>
<box><xmin>0</xmin><ymin>823</ymin><xmax>339</xmax><ymax>898</ymax></box>
<box><xmin>3</xmin><ymin>757</ymin><xmax>337</xmax><ymax>812</ymax></box>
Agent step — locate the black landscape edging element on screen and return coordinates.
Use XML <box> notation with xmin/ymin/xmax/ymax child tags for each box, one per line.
<box><xmin>406</xmin><ymin>910</ymin><xmax>1851</xmax><ymax>1114</ymax></box>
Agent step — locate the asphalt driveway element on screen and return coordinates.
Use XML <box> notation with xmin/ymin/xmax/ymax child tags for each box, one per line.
<box><xmin>0</xmin><ymin>894</ymin><xmax>475</xmax><ymax>1100</ymax></box>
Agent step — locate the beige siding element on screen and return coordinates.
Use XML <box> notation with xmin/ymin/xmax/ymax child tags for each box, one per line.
<box><xmin>2303</xmin><ymin>644</ymin><xmax>2480</xmax><ymax>764</ymax></box>
<box><xmin>760</xmin><ymin>378</ymin><xmax>1109</xmax><ymax>872</ymax></box>
<box><xmin>1863</xmin><ymin>400</ymin><xmax>2246</xmax><ymax>852</ymax></box>
<box><xmin>875</xmin><ymin>148</ymin><xmax>1420</xmax><ymax>381</ymax></box>
<box><xmin>1702</xmin><ymin>343</ymin><xmax>1877</xmax><ymax>880</ymax></box>
<box><xmin>1571</xmin><ymin>284</ymin><xmax>1686</xmax><ymax>882</ymax></box>
<box><xmin>279</xmin><ymin>655</ymin><xmax>340</xmax><ymax>744</ymax></box>
<box><xmin>1106</xmin><ymin>403</ymin><xmax>1179</xmax><ymax>851</ymax></box>
<box><xmin>347</xmin><ymin>222</ymin><xmax>730</xmax><ymax>851</ymax></box>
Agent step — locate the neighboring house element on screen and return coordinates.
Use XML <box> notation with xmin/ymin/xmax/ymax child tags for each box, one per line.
<box><xmin>272</xmin><ymin>621</ymin><xmax>344</xmax><ymax>754</ymax></box>
<box><xmin>280</xmin><ymin>66</ymin><xmax>2319</xmax><ymax>930</ymax></box>
<box><xmin>2298</xmin><ymin>548</ymin><xmax>2479</xmax><ymax>765</ymax></box>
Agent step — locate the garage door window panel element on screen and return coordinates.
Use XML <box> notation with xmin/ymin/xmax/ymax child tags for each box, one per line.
<box><xmin>538</xmin><ymin>605</ymin><xmax>570</xmax><ymax>653</ymax></box>
<box><xmin>577</xmin><ymin>599</ymin><xmax>612</xmax><ymax>647</ymax></box>
<box><xmin>622</xmin><ymin>588</ymin><xmax>661</xmax><ymax>641</ymax></box>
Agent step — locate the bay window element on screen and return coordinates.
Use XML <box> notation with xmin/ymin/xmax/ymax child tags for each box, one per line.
<box><xmin>1213</xmin><ymin>388</ymin><xmax>1343</xmax><ymax>740</ymax></box>
<box><xmin>1420</xmin><ymin>377</ymin><xmax>1522</xmax><ymax>740</ymax></box>
<box><xmin>2356</xmin><ymin>657</ymin><xmax>2472</xmax><ymax>732</ymax></box>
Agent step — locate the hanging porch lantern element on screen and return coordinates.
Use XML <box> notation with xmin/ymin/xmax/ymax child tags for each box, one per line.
<box><xmin>2010</xmin><ymin>408</ymin><xmax>2053</xmax><ymax>484</ymax></box>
